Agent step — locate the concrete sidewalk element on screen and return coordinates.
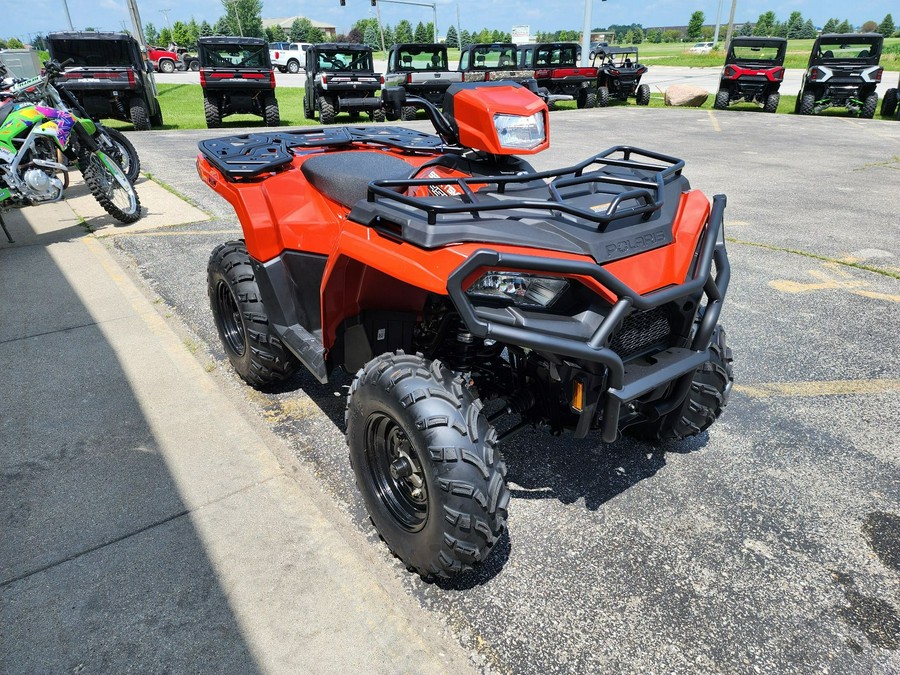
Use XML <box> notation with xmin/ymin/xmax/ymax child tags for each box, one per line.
<box><xmin>0</xmin><ymin>178</ymin><xmax>474</xmax><ymax>673</ymax></box>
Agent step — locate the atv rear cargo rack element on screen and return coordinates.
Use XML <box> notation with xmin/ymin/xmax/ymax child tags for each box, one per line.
<box><xmin>198</xmin><ymin>126</ymin><xmax>445</xmax><ymax>179</ymax></box>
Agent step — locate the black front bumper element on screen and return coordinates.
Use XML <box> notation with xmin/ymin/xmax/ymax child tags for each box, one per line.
<box><xmin>447</xmin><ymin>194</ymin><xmax>729</xmax><ymax>442</ymax></box>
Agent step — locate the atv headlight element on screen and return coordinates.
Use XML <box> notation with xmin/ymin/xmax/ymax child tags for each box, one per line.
<box><xmin>467</xmin><ymin>271</ymin><xmax>568</xmax><ymax>309</ymax></box>
<box><xmin>493</xmin><ymin>112</ymin><xmax>546</xmax><ymax>150</ymax></box>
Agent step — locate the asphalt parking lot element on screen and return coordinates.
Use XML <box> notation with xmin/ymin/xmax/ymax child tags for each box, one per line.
<box><xmin>83</xmin><ymin>107</ymin><xmax>900</xmax><ymax>671</ymax></box>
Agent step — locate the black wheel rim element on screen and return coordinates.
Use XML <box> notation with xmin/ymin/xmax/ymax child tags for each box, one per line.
<box><xmin>365</xmin><ymin>413</ymin><xmax>428</xmax><ymax>532</ymax></box>
<box><xmin>216</xmin><ymin>280</ymin><xmax>245</xmax><ymax>356</ymax></box>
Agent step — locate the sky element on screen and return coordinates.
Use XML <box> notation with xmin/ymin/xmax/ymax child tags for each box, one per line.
<box><xmin>4</xmin><ymin>0</ymin><xmax>897</xmax><ymax>43</ymax></box>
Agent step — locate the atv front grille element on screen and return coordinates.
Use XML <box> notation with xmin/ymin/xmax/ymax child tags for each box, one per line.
<box><xmin>609</xmin><ymin>307</ymin><xmax>672</xmax><ymax>359</ymax></box>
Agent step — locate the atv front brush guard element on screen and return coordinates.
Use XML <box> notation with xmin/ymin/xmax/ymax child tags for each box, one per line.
<box><xmin>446</xmin><ymin>194</ymin><xmax>729</xmax><ymax>443</ymax></box>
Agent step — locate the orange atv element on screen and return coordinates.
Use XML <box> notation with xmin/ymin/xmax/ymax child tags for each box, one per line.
<box><xmin>197</xmin><ymin>82</ymin><xmax>734</xmax><ymax>578</ymax></box>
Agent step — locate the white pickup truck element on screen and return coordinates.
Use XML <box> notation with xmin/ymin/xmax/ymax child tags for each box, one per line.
<box><xmin>268</xmin><ymin>42</ymin><xmax>311</xmax><ymax>74</ymax></box>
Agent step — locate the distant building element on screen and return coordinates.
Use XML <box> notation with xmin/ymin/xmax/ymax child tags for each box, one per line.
<box><xmin>262</xmin><ymin>17</ymin><xmax>336</xmax><ymax>39</ymax></box>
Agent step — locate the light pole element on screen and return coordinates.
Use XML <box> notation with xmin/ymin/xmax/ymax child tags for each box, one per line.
<box><xmin>342</xmin><ymin>0</ymin><xmax>438</xmax><ymax>43</ymax></box>
<box><xmin>580</xmin><ymin>0</ymin><xmax>606</xmax><ymax>67</ymax></box>
<box><xmin>159</xmin><ymin>8</ymin><xmax>172</xmax><ymax>35</ymax></box>
<box><xmin>713</xmin><ymin>0</ymin><xmax>723</xmax><ymax>47</ymax></box>
<box><xmin>61</xmin><ymin>0</ymin><xmax>74</xmax><ymax>30</ymax></box>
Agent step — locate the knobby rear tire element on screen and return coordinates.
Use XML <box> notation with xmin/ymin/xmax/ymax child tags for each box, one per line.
<box><xmin>129</xmin><ymin>97</ymin><xmax>150</xmax><ymax>131</ymax></box>
<box><xmin>207</xmin><ymin>241</ymin><xmax>299</xmax><ymax>388</ymax></box>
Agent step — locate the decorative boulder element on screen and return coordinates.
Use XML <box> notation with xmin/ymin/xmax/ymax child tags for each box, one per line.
<box><xmin>665</xmin><ymin>85</ymin><xmax>710</xmax><ymax>107</ymax></box>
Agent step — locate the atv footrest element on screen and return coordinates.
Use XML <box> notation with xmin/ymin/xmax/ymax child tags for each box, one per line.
<box><xmin>274</xmin><ymin>323</ymin><xmax>328</xmax><ymax>384</ymax></box>
<box><xmin>610</xmin><ymin>348</ymin><xmax>709</xmax><ymax>403</ymax></box>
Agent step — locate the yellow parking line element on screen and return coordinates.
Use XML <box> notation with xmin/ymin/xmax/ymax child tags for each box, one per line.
<box><xmin>735</xmin><ymin>379</ymin><xmax>900</xmax><ymax>399</ymax></box>
<box><xmin>707</xmin><ymin>109</ymin><xmax>721</xmax><ymax>132</ymax></box>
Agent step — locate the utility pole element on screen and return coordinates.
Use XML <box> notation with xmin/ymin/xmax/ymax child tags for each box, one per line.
<box><xmin>224</xmin><ymin>0</ymin><xmax>244</xmax><ymax>36</ymax></box>
<box><xmin>159</xmin><ymin>9</ymin><xmax>172</xmax><ymax>34</ymax></box>
<box><xmin>713</xmin><ymin>0</ymin><xmax>723</xmax><ymax>47</ymax></box>
<box><xmin>456</xmin><ymin>3</ymin><xmax>462</xmax><ymax>49</ymax></box>
<box><xmin>374</xmin><ymin>3</ymin><xmax>386</xmax><ymax>52</ymax></box>
<box><xmin>724</xmin><ymin>0</ymin><xmax>738</xmax><ymax>51</ymax></box>
<box><xmin>579</xmin><ymin>0</ymin><xmax>606</xmax><ymax>67</ymax></box>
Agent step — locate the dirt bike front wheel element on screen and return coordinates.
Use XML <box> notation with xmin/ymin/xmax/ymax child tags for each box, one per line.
<box><xmin>81</xmin><ymin>151</ymin><xmax>142</xmax><ymax>223</ymax></box>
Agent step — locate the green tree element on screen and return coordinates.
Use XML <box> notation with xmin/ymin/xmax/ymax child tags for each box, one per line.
<box><xmin>459</xmin><ymin>29</ymin><xmax>472</xmax><ymax>47</ymax></box>
<box><xmin>7</xmin><ymin>37</ymin><xmax>23</xmax><ymax>49</ymax></box>
<box><xmin>186</xmin><ymin>18</ymin><xmax>200</xmax><ymax>47</ymax></box>
<box><xmin>753</xmin><ymin>11</ymin><xmax>777</xmax><ymax>36</ymax></box>
<box><xmin>199</xmin><ymin>20</ymin><xmax>213</xmax><ymax>38</ymax></box>
<box><xmin>394</xmin><ymin>19</ymin><xmax>413</xmax><ymax>43</ymax></box>
<box><xmin>446</xmin><ymin>24</ymin><xmax>458</xmax><ymax>47</ymax></box>
<box><xmin>822</xmin><ymin>18</ymin><xmax>838</xmax><ymax>33</ymax></box>
<box><xmin>414</xmin><ymin>21</ymin><xmax>429</xmax><ymax>43</ymax></box>
<box><xmin>172</xmin><ymin>20</ymin><xmax>191</xmax><ymax>47</ymax></box>
<box><xmin>877</xmin><ymin>13</ymin><xmax>895</xmax><ymax>36</ymax></box>
<box><xmin>159</xmin><ymin>27</ymin><xmax>172</xmax><ymax>45</ymax></box>
<box><xmin>308</xmin><ymin>27</ymin><xmax>325</xmax><ymax>43</ymax></box>
<box><xmin>686</xmin><ymin>11</ymin><xmax>705</xmax><ymax>40</ymax></box>
<box><xmin>646</xmin><ymin>29</ymin><xmax>662</xmax><ymax>43</ymax></box>
<box><xmin>363</xmin><ymin>23</ymin><xmax>379</xmax><ymax>50</ymax></box>
<box><xmin>623</xmin><ymin>29</ymin><xmax>634</xmax><ymax>44</ymax></box>
<box><xmin>213</xmin><ymin>17</ymin><xmax>229</xmax><ymax>35</ymax></box>
<box><xmin>269</xmin><ymin>24</ymin><xmax>287</xmax><ymax>42</ymax></box>
<box><xmin>296</xmin><ymin>16</ymin><xmax>312</xmax><ymax>42</ymax></box>
<box><xmin>219</xmin><ymin>0</ymin><xmax>263</xmax><ymax>37</ymax></box>
<box><xmin>786</xmin><ymin>11</ymin><xmax>804</xmax><ymax>39</ymax></box>
<box><xmin>632</xmin><ymin>28</ymin><xmax>643</xmax><ymax>44</ymax></box>
<box><xmin>144</xmin><ymin>22</ymin><xmax>159</xmax><ymax>44</ymax></box>
<box><xmin>800</xmin><ymin>19</ymin><xmax>817</xmax><ymax>39</ymax></box>
<box><xmin>836</xmin><ymin>19</ymin><xmax>852</xmax><ymax>33</ymax></box>
<box><xmin>662</xmin><ymin>29</ymin><xmax>681</xmax><ymax>43</ymax></box>
<box><xmin>738</xmin><ymin>22</ymin><xmax>753</xmax><ymax>36</ymax></box>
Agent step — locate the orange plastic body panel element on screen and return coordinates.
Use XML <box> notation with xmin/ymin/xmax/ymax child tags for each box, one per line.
<box><xmin>196</xmin><ymin>148</ymin><xmax>710</xmax><ymax>353</ymax></box>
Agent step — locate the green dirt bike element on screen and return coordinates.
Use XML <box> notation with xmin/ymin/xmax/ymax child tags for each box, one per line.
<box><xmin>1</xmin><ymin>60</ymin><xmax>141</xmax><ymax>184</ymax></box>
<box><xmin>0</xmin><ymin>86</ymin><xmax>141</xmax><ymax>242</ymax></box>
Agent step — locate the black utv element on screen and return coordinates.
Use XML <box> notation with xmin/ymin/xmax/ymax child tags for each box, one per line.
<box><xmin>383</xmin><ymin>43</ymin><xmax>461</xmax><ymax>119</ymax></box>
<box><xmin>303</xmin><ymin>43</ymin><xmax>383</xmax><ymax>124</ymax></box>
<box><xmin>593</xmin><ymin>46</ymin><xmax>650</xmax><ymax>106</ymax></box>
<box><xmin>198</xmin><ymin>36</ymin><xmax>280</xmax><ymax>128</ymax></box>
<box><xmin>46</xmin><ymin>31</ymin><xmax>163</xmax><ymax>130</ymax></box>
<box><xmin>796</xmin><ymin>33</ymin><xmax>883</xmax><ymax>118</ymax></box>
<box><xmin>714</xmin><ymin>37</ymin><xmax>786</xmax><ymax>113</ymax></box>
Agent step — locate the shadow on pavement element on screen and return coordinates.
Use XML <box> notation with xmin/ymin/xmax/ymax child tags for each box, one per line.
<box><xmin>0</xmin><ymin>212</ymin><xmax>259</xmax><ymax>672</ymax></box>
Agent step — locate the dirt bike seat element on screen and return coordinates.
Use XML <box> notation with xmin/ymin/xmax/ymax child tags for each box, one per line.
<box><xmin>301</xmin><ymin>151</ymin><xmax>414</xmax><ymax>209</ymax></box>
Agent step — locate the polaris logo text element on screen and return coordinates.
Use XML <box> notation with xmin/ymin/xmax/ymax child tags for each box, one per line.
<box><xmin>606</xmin><ymin>232</ymin><xmax>665</xmax><ymax>256</ymax></box>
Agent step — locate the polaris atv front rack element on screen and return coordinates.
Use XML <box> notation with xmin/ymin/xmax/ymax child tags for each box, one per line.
<box><xmin>365</xmin><ymin>145</ymin><xmax>684</xmax><ymax>227</ymax></box>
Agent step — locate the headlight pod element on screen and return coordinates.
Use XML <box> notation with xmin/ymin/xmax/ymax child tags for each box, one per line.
<box><xmin>467</xmin><ymin>271</ymin><xmax>568</xmax><ymax>309</ymax></box>
<box><xmin>493</xmin><ymin>112</ymin><xmax>546</xmax><ymax>150</ymax></box>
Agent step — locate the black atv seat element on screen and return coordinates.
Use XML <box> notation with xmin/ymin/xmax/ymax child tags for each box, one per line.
<box><xmin>300</xmin><ymin>151</ymin><xmax>414</xmax><ymax>209</ymax></box>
